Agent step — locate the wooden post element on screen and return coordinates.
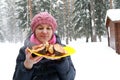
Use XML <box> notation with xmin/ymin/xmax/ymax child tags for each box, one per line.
<box><xmin>28</xmin><ymin>0</ymin><xmax>33</xmax><ymax>21</ymax></box>
<box><xmin>110</xmin><ymin>0</ymin><xmax>113</xmax><ymax>9</ymax></box>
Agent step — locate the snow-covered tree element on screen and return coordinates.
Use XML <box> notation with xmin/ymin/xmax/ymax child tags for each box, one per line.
<box><xmin>5</xmin><ymin>0</ymin><xmax>23</xmax><ymax>42</ymax></box>
<box><xmin>113</xmin><ymin>0</ymin><xmax>120</xmax><ymax>8</ymax></box>
<box><xmin>0</xmin><ymin>0</ymin><xmax>5</xmax><ymax>42</ymax></box>
<box><xmin>73</xmin><ymin>0</ymin><xmax>109</xmax><ymax>42</ymax></box>
<box><xmin>0</xmin><ymin>0</ymin><xmax>23</xmax><ymax>42</ymax></box>
<box><xmin>73</xmin><ymin>0</ymin><xmax>92</xmax><ymax>42</ymax></box>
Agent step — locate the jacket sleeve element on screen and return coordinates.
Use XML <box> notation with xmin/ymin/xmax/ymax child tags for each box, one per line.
<box><xmin>13</xmin><ymin>47</ymin><xmax>34</xmax><ymax>80</ymax></box>
<box><xmin>54</xmin><ymin>56</ymin><xmax>76</xmax><ymax>80</ymax></box>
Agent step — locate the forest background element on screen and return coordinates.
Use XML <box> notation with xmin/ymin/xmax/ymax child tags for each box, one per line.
<box><xmin>0</xmin><ymin>0</ymin><xmax>120</xmax><ymax>44</ymax></box>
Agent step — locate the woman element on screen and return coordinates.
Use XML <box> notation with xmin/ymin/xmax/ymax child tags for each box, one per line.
<box><xmin>13</xmin><ymin>12</ymin><xmax>76</xmax><ymax>80</ymax></box>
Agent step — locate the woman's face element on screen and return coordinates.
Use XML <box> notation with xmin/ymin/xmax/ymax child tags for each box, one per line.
<box><xmin>35</xmin><ymin>24</ymin><xmax>53</xmax><ymax>43</ymax></box>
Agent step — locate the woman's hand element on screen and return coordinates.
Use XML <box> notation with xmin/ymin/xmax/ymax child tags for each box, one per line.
<box><xmin>24</xmin><ymin>47</ymin><xmax>43</xmax><ymax>69</ymax></box>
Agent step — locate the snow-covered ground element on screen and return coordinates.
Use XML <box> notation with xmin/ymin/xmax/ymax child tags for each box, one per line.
<box><xmin>69</xmin><ymin>38</ymin><xmax>120</xmax><ymax>80</ymax></box>
<box><xmin>0</xmin><ymin>37</ymin><xmax>120</xmax><ymax>80</ymax></box>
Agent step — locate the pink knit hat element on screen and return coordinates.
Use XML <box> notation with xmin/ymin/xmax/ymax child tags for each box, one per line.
<box><xmin>31</xmin><ymin>12</ymin><xmax>57</xmax><ymax>32</ymax></box>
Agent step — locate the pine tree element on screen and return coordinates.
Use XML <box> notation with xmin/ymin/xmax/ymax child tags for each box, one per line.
<box><xmin>0</xmin><ymin>0</ymin><xmax>24</xmax><ymax>42</ymax></box>
<box><xmin>0</xmin><ymin>0</ymin><xmax>5</xmax><ymax>42</ymax></box>
<box><xmin>73</xmin><ymin>0</ymin><xmax>109</xmax><ymax>42</ymax></box>
<box><xmin>32</xmin><ymin>0</ymin><xmax>51</xmax><ymax>16</ymax></box>
<box><xmin>60</xmin><ymin>0</ymin><xmax>75</xmax><ymax>44</ymax></box>
<box><xmin>113</xmin><ymin>0</ymin><xmax>120</xmax><ymax>8</ymax></box>
<box><xmin>73</xmin><ymin>0</ymin><xmax>92</xmax><ymax>42</ymax></box>
<box><xmin>15</xmin><ymin>0</ymin><xmax>28</xmax><ymax>29</ymax></box>
<box><xmin>94</xmin><ymin>0</ymin><xmax>107</xmax><ymax>42</ymax></box>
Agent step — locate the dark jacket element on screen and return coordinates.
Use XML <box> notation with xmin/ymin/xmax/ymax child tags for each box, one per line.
<box><xmin>13</xmin><ymin>35</ymin><xmax>76</xmax><ymax>80</ymax></box>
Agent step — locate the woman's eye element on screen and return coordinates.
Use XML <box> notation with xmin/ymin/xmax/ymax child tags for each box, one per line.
<box><xmin>38</xmin><ymin>27</ymin><xmax>43</xmax><ymax>30</ymax></box>
<box><xmin>47</xmin><ymin>27</ymin><xmax>52</xmax><ymax>30</ymax></box>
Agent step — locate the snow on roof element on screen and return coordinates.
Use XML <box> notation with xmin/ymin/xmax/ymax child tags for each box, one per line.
<box><xmin>106</xmin><ymin>9</ymin><xmax>120</xmax><ymax>21</ymax></box>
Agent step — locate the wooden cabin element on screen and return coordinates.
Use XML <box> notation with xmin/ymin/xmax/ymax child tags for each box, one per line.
<box><xmin>106</xmin><ymin>9</ymin><xmax>120</xmax><ymax>54</ymax></box>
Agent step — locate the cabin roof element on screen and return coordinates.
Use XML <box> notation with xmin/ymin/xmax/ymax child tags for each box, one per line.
<box><xmin>106</xmin><ymin>9</ymin><xmax>120</xmax><ymax>21</ymax></box>
<box><xmin>105</xmin><ymin>9</ymin><xmax>120</xmax><ymax>26</ymax></box>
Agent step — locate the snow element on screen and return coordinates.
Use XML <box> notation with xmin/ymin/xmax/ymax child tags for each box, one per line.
<box><xmin>1</xmin><ymin>38</ymin><xmax>120</xmax><ymax>80</ymax></box>
<box><xmin>106</xmin><ymin>9</ymin><xmax>120</xmax><ymax>21</ymax></box>
<box><xmin>0</xmin><ymin>42</ymin><xmax>22</xmax><ymax>80</ymax></box>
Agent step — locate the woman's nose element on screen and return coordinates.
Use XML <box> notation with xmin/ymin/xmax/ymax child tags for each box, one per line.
<box><xmin>42</xmin><ymin>29</ymin><xmax>47</xmax><ymax>33</ymax></box>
